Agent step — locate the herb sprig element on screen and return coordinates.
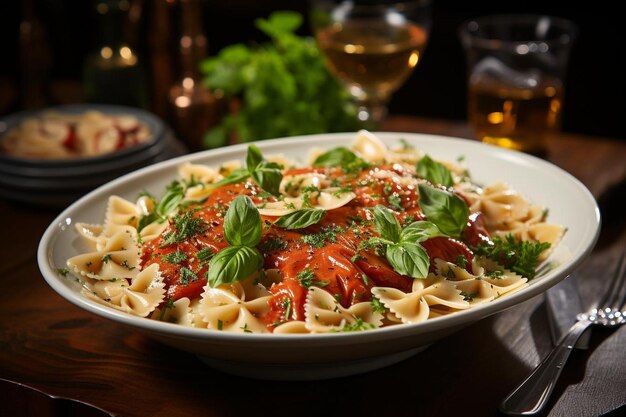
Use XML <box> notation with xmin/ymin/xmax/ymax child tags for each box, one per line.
<box><xmin>416</xmin><ymin>155</ymin><xmax>454</xmax><ymax>188</ymax></box>
<box><xmin>209</xmin><ymin>145</ymin><xmax>283</xmax><ymax>196</ymax></box>
<box><xmin>313</xmin><ymin>147</ymin><xmax>371</xmax><ymax>174</ymax></box>
<box><xmin>472</xmin><ymin>234</ymin><xmax>551</xmax><ymax>279</ymax></box>
<box><xmin>417</xmin><ymin>184</ymin><xmax>469</xmax><ymax>238</ymax></box>
<box><xmin>207</xmin><ymin>196</ymin><xmax>264</xmax><ymax>287</ymax></box>
<box><xmin>367</xmin><ymin>205</ymin><xmax>445</xmax><ymax>278</ymax></box>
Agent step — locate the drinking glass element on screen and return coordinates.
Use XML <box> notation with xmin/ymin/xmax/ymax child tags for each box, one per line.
<box><xmin>459</xmin><ymin>15</ymin><xmax>578</xmax><ymax>155</ymax></box>
<box><xmin>311</xmin><ymin>0</ymin><xmax>431</xmax><ymax>128</ymax></box>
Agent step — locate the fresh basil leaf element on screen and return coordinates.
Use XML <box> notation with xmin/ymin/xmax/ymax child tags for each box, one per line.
<box><xmin>137</xmin><ymin>212</ymin><xmax>158</xmax><ymax>233</ymax></box>
<box><xmin>400</xmin><ymin>221</ymin><xmax>444</xmax><ymax>243</ymax></box>
<box><xmin>416</xmin><ymin>155</ymin><xmax>454</xmax><ymax>188</ymax></box>
<box><xmin>212</xmin><ymin>168</ymin><xmax>250</xmax><ymax>188</ymax></box>
<box><xmin>156</xmin><ymin>183</ymin><xmax>185</xmax><ymax>218</ymax></box>
<box><xmin>386</xmin><ymin>241</ymin><xmax>430</xmax><ymax>278</ymax></box>
<box><xmin>246</xmin><ymin>144</ymin><xmax>263</xmax><ymax>172</ymax></box>
<box><xmin>207</xmin><ymin>245</ymin><xmax>264</xmax><ymax>287</ymax></box>
<box><xmin>418</xmin><ymin>184</ymin><xmax>469</xmax><ymax>238</ymax></box>
<box><xmin>251</xmin><ymin>161</ymin><xmax>283</xmax><ymax>196</ymax></box>
<box><xmin>274</xmin><ymin>208</ymin><xmax>326</xmax><ymax>229</ymax></box>
<box><xmin>223</xmin><ymin>195</ymin><xmax>263</xmax><ymax>246</ymax></box>
<box><xmin>373</xmin><ymin>205</ymin><xmax>401</xmax><ymax>243</ymax></box>
<box><xmin>313</xmin><ymin>147</ymin><xmax>359</xmax><ymax>167</ymax></box>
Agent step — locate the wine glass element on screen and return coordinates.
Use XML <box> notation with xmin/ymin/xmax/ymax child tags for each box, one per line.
<box><xmin>311</xmin><ymin>0</ymin><xmax>432</xmax><ymax>129</ymax></box>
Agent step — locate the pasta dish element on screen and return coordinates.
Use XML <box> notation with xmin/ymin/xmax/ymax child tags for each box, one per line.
<box><xmin>64</xmin><ymin>131</ymin><xmax>564</xmax><ymax>334</ymax></box>
<box><xmin>1</xmin><ymin>110</ymin><xmax>151</xmax><ymax>159</ymax></box>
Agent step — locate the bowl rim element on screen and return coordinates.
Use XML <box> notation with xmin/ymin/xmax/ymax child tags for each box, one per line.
<box><xmin>0</xmin><ymin>103</ymin><xmax>166</xmax><ymax>166</ymax></box>
<box><xmin>37</xmin><ymin>131</ymin><xmax>601</xmax><ymax>347</ymax></box>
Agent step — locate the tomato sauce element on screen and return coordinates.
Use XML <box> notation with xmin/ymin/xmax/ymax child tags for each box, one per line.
<box><xmin>141</xmin><ymin>163</ymin><xmax>485</xmax><ymax>331</ymax></box>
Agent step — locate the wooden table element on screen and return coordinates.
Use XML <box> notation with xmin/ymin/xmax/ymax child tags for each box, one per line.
<box><xmin>1</xmin><ymin>116</ymin><xmax>625</xmax><ymax>417</ymax></box>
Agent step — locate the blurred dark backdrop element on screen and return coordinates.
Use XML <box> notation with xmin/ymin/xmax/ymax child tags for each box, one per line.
<box><xmin>1</xmin><ymin>0</ymin><xmax>624</xmax><ymax>140</ymax></box>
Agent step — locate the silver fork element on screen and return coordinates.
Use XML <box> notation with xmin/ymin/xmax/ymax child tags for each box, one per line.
<box><xmin>499</xmin><ymin>251</ymin><xmax>626</xmax><ymax>416</ymax></box>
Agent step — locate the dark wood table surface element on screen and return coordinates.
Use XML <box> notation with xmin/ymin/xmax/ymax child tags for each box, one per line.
<box><xmin>1</xmin><ymin>116</ymin><xmax>625</xmax><ymax>417</ymax></box>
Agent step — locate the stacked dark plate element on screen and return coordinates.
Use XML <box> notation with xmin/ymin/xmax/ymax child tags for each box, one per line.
<box><xmin>0</xmin><ymin>104</ymin><xmax>185</xmax><ymax>208</ymax></box>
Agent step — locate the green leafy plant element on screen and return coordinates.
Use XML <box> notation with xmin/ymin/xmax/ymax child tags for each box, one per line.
<box><xmin>200</xmin><ymin>11</ymin><xmax>362</xmax><ymax>148</ymax></box>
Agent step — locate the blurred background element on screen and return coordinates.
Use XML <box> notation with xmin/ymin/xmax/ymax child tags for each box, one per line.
<box><xmin>1</xmin><ymin>0</ymin><xmax>623</xmax><ymax>150</ymax></box>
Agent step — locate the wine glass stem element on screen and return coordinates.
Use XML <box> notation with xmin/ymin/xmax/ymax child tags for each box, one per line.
<box><xmin>356</xmin><ymin>95</ymin><xmax>389</xmax><ymax>130</ymax></box>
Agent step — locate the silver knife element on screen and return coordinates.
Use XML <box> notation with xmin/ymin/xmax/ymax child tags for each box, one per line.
<box><xmin>545</xmin><ymin>275</ymin><xmax>590</xmax><ymax>349</ymax></box>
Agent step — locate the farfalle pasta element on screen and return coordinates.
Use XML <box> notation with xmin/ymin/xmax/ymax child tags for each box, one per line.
<box><xmin>63</xmin><ymin>130</ymin><xmax>565</xmax><ymax>334</ymax></box>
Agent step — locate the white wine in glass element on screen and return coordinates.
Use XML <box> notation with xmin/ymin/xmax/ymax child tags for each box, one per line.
<box><xmin>312</xmin><ymin>0</ymin><xmax>431</xmax><ymax>128</ymax></box>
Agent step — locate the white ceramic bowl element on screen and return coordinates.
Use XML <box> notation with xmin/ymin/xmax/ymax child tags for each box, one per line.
<box><xmin>37</xmin><ymin>132</ymin><xmax>600</xmax><ymax>380</ymax></box>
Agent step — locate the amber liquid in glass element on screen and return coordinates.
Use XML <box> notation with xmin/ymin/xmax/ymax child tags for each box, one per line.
<box><xmin>316</xmin><ymin>21</ymin><xmax>428</xmax><ymax>96</ymax></box>
<box><xmin>468</xmin><ymin>76</ymin><xmax>563</xmax><ymax>154</ymax></box>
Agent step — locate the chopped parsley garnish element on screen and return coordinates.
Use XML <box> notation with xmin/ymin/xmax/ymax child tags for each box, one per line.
<box><xmin>460</xmin><ymin>291</ymin><xmax>478</xmax><ymax>302</ymax></box>
<box><xmin>485</xmin><ymin>270</ymin><xmax>504</xmax><ymax>279</ymax></box>
<box><xmin>301</xmin><ymin>185</ymin><xmax>321</xmax><ymax>194</ymax></box>
<box><xmin>196</xmin><ymin>247</ymin><xmax>214</xmax><ymax>262</ymax></box>
<box><xmin>300</xmin><ymin>227</ymin><xmax>343</xmax><ymax>248</ymax></box>
<box><xmin>361</xmin><ymin>273</ymin><xmax>369</xmax><ymax>286</ymax></box>
<box><xmin>472</xmin><ymin>234</ymin><xmax>550</xmax><ymax>279</ymax></box>
<box><xmin>57</xmin><ymin>267</ymin><xmax>70</xmax><ymax>277</ymax></box>
<box><xmin>296</xmin><ymin>269</ymin><xmax>328</xmax><ymax>288</ymax></box>
<box><xmin>101</xmin><ymin>254</ymin><xmax>112</xmax><ymax>264</ymax></box>
<box><xmin>260</xmin><ymin>236</ymin><xmax>289</xmax><ymax>252</ymax></box>
<box><xmin>163</xmin><ymin>249</ymin><xmax>188</xmax><ymax>264</ymax></box>
<box><xmin>158</xmin><ymin>298</ymin><xmax>176</xmax><ymax>321</ymax></box>
<box><xmin>297</xmin><ymin>269</ymin><xmax>316</xmax><ymax>288</ymax></box>
<box><xmin>351</xmin><ymin>253</ymin><xmax>365</xmax><ymax>263</ymax></box>
<box><xmin>179</xmin><ymin>267</ymin><xmax>199</xmax><ymax>285</ymax></box>
<box><xmin>161</xmin><ymin>210</ymin><xmax>208</xmax><ymax>247</ymax></box>
<box><xmin>388</xmin><ymin>194</ymin><xmax>403</xmax><ymax>211</ymax></box>
<box><xmin>121</xmin><ymin>260</ymin><xmax>135</xmax><ymax>270</ymax></box>
<box><xmin>456</xmin><ymin>255</ymin><xmax>468</xmax><ymax>268</ymax></box>
<box><xmin>336</xmin><ymin>318</ymin><xmax>375</xmax><ymax>332</ymax></box>
<box><xmin>370</xmin><ymin>297</ymin><xmax>386</xmax><ymax>314</ymax></box>
<box><xmin>282</xmin><ymin>298</ymin><xmax>292</xmax><ymax>321</ymax></box>
<box><xmin>399</xmin><ymin>138</ymin><xmax>414</xmax><ymax>150</ymax></box>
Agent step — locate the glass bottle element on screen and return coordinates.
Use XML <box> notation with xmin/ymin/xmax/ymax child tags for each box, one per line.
<box><xmin>82</xmin><ymin>0</ymin><xmax>148</xmax><ymax>108</ymax></box>
<box><xmin>167</xmin><ymin>0</ymin><xmax>225</xmax><ymax>151</ymax></box>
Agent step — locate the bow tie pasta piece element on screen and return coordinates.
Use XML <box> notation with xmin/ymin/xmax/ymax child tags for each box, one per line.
<box><xmin>352</xmin><ymin>129</ymin><xmax>388</xmax><ymax>163</ymax></box>
<box><xmin>67</xmin><ymin>230</ymin><xmax>141</xmax><ymax>280</ymax></box>
<box><xmin>258</xmin><ymin>172</ymin><xmax>356</xmax><ymax>216</ymax></box>
<box><xmin>151</xmin><ymin>297</ymin><xmax>194</xmax><ymax>326</ymax></box>
<box><xmin>197</xmin><ymin>285</ymin><xmax>271</xmax><ymax>333</ymax></box>
<box><xmin>470</xmin><ymin>182</ymin><xmax>531</xmax><ymax>230</ymax></box>
<box><xmin>273</xmin><ymin>321</ymin><xmax>310</xmax><ymax>334</ymax></box>
<box><xmin>82</xmin><ymin>264</ymin><xmax>165</xmax><ymax>317</ymax></box>
<box><xmin>178</xmin><ymin>162</ymin><xmax>222</xmax><ymax>184</ymax></box>
<box><xmin>372</xmin><ymin>277</ymin><xmax>470</xmax><ymax>324</ymax></box>
<box><xmin>491</xmin><ymin>205</ymin><xmax>566</xmax><ymax>261</ymax></box>
<box><xmin>304</xmin><ymin>287</ymin><xmax>383</xmax><ymax>333</ymax></box>
<box><xmin>434</xmin><ymin>258</ymin><xmax>528</xmax><ymax>302</ymax></box>
<box><xmin>179</xmin><ymin>163</ymin><xmax>224</xmax><ymax>201</ymax></box>
<box><xmin>74</xmin><ymin>223</ymin><xmax>105</xmax><ymax>250</ymax></box>
<box><xmin>105</xmin><ymin>195</ymin><xmax>153</xmax><ymax>230</ymax></box>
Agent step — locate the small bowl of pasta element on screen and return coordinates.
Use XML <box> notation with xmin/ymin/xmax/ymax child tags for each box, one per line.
<box><xmin>37</xmin><ymin>130</ymin><xmax>600</xmax><ymax>380</ymax></box>
<box><xmin>0</xmin><ymin>104</ymin><xmax>171</xmax><ymax>207</ymax></box>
